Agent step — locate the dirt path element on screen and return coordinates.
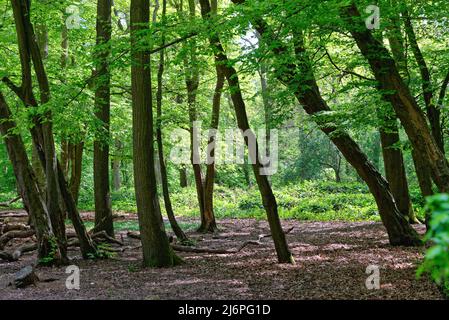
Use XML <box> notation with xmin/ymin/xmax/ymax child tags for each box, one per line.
<box><xmin>0</xmin><ymin>219</ymin><xmax>444</xmax><ymax>300</ymax></box>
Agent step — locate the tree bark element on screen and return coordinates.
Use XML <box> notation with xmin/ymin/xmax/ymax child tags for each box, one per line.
<box><xmin>130</xmin><ymin>0</ymin><xmax>180</xmax><ymax>267</ymax></box>
<box><xmin>93</xmin><ymin>0</ymin><xmax>114</xmax><ymax>237</ymax></box>
<box><xmin>199</xmin><ymin>0</ymin><xmax>293</xmax><ymax>263</ymax></box>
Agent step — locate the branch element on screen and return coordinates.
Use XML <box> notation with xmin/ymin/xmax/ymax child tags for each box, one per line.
<box><xmin>437</xmin><ymin>68</ymin><xmax>449</xmax><ymax>109</ymax></box>
<box><xmin>324</xmin><ymin>49</ymin><xmax>375</xmax><ymax>82</ymax></box>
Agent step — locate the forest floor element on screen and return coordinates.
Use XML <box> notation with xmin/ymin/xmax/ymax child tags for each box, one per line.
<box><xmin>0</xmin><ymin>211</ymin><xmax>445</xmax><ymax>300</ymax></box>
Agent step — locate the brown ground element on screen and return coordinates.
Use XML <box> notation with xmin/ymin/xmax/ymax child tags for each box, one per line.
<box><xmin>0</xmin><ymin>216</ymin><xmax>444</xmax><ymax>300</ymax></box>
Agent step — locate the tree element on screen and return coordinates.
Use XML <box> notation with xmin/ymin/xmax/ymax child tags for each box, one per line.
<box><xmin>231</xmin><ymin>0</ymin><xmax>420</xmax><ymax>245</ymax></box>
<box><xmin>155</xmin><ymin>0</ymin><xmax>188</xmax><ymax>242</ymax></box>
<box><xmin>199</xmin><ymin>0</ymin><xmax>293</xmax><ymax>263</ymax></box>
<box><xmin>0</xmin><ymin>92</ymin><xmax>61</xmax><ymax>264</ymax></box>
<box><xmin>130</xmin><ymin>0</ymin><xmax>180</xmax><ymax>267</ymax></box>
<box><xmin>341</xmin><ymin>2</ymin><xmax>449</xmax><ymax>194</ymax></box>
<box><xmin>93</xmin><ymin>0</ymin><xmax>114</xmax><ymax>237</ymax></box>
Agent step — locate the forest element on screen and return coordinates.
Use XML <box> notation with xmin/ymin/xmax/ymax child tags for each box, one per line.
<box><xmin>0</xmin><ymin>0</ymin><xmax>449</xmax><ymax>301</ymax></box>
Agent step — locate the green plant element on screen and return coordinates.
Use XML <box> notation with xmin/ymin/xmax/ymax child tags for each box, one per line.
<box><xmin>417</xmin><ymin>194</ymin><xmax>449</xmax><ymax>295</ymax></box>
<box><xmin>38</xmin><ymin>236</ymin><xmax>60</xmax><ymax>265</ymax></box>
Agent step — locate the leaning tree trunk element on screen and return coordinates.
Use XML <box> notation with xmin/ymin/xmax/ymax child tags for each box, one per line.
<box><xmin>385</xmin><ymin>19</ymin><xmax>434</xmax><ymax>206</ymax></box>
<box><xmin>341</xmin><ymin>3</ymin><xmax>449</xmax><ymax>193</ymax></box>
<box><xmin>93</xmin><ymin>0</ymin><xmax>114</xmax><ymax>237</ymax></box>
<box><xmin>230</xmin><ymin>0</ymin><xmax>420</xmax><ymax>246</ymax></box>
<box><xmin>0</xmin><ymin>92</ymin><xmax>61</xmax><ymax>264</ymax></box>
<box><xmin>199</xmin><ymin>0</ymin><xmax>293</xmax><ymax>263</ymax></box>
<box><xmin>403</xmin><ymin>9</ymin><xmax>444</xmax><ymax>153</ymax></box>
<box><xmin>6</xmin><ymin>0</ymin><xmax>97</xmax><ymax>259</ymax></box>
<box><xmin>130</xmin><ymin>0</ymin><xmax>180</xmax><ymax>267</ymax></box>
<box><xmin>9</xmin><ymin>0</ymin><xmax>67</xmax><ymax>261</ymax></box>
<box><xmin>155</xmin><ymin>0</ymin><xmax>188</xmax><ymax>242</ymax></box>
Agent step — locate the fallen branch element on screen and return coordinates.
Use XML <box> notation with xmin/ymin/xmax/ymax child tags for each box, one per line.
<box><xmin>0</xmin><ymin>223</ymin><xmax>29</xmax><ymax>234</ymax></box>
<box><xmin>0</xmin><ymin>242</ymin><xmax>37</xmax><ymax>262</ymax></box>
<box><xmin>0</xmin><ymin>196</ymin><xmax>21</xmax><ymax>208</ymax></box>
<box><xmin>0</xmin><ymin>229</ymin><xmax>35</xmax><ymax>250</ymax></box>
<box><xmin>257</xmin><ymin>227</ymin><xmax>294</xmax><ymax>241</ymax></box>
<box><xmin>0</xmin><ymin>211</ymin><xmax>28</xmax><ymax>218</ymax></box>
<box><xmin>126</xmin><ymin>229</ymin><xmax>296</xmax><ymax>255</ymax></box>
<box><xmin>67</xmin><ymin>231</ymin><xmax>124</xmax><ymax>248</ymax></box>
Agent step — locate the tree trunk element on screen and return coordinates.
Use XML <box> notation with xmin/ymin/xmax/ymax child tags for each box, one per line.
<box><xmin>179</xmin><ymin>166</ymin><xmax>188</xmax><ymax>187</ymax></box>
<box><xmin>385</xmin><ymin>17</ymin><xmax>433</xmax><ymax>206</ymax></box>
<box><xmin>112</xmin><ymin>139</ymin><xmax>122</xmax><ymax>192</ymax></box>
<box><xmin>7</xmin><ymin>0</ymin><xmax>97</xmax><ymax>259</ymax></box>
<box><xmin>183</xmin><ymin>0</ymin><xmax>208</xmax><ymax>231</ymax></box>
<box><xmin>9</xmin><ymin>0</ymin><xmax>68</xmax><ymax>261</ymax></box>
<box><xmin>0</xmin><ymin>92</ymin><xmax>61</xmax><ymax>264</ymax></box>
<box><xmin>380</xmin><ymin>125</ymin><xmax>417</xmax><ymax>223</ymax></box>
<box><xmin>202</xmin><ymin>64</ymin><xmax>224</xmax><ymax>232</ymax></box>
<box><xmin>341</xmin><ymin>3</ymin><xmax>449</xmax><ymax>193</ymax></box>
<box><xmin>93</xmin><ymin>0</ymin><xmax>114</xmax><ymax>237</ymax></box>
<box><xmin>155</xmin><ymin>0</ymin><xmax>188</xmax><ymax>242</ymax></box>
<box><xmin>69</xmin><ymin>142</ymin><xmax>84</xmax><ymax>204</ymax></box>
<box><xmin>231</xmin><ymin>1</ymin><xmax>420</xmax><ymax>246</ymax></box>
<box><xmin>403</xmin><ymin>9</ymin><xmax>444</xmax><ymax>153</ymax></box>
<box><xmin>199</xmin><ymin>0</ymin><xmax>293</xmax><ymax>263</ymax></box>
<box><xmin>130</xmin><ymin>0</ymin><xmax>179</xmax><ymax>267</ymax></box>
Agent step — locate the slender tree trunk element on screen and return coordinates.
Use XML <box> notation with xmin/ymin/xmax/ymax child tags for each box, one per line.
<box><xmin>199</xmin><ymin>0</ymin><xmax>293</xmax><ymax>263</ymax></box>
<box><xmin>183</xmin><ymin>0</ymin><xmax>207</xmax><ymax>231</ymax></box>
<box><xmin>155</xmin><ymin>0</ymin><xmax>188</xmax><ymax>241</ymax></box>
<box><xmin>130</xmin><ymin>0</ymin><xmax>180</xmax><ymax>267</ymax></box>
<box><xmin>380</xmin><ymin>125</ymin><xmax>417</xmax><ymax>223</ymax></box>
<box><xmin>9</xmin><ymin>0</ymin><xmax>68</xmax><ymax>261</ymax></box>
<box><xmin>93</xmin><ymin>0</ymin><xmax>114</xmax><ymax>237</ymax></box>
<box><xmin>200</xmin><ymin>0</ymin><xmax>221</xmax><ymax>233</ymax></box>
<box><xmin>202</xmin><ymin>65</ymin><xmax>224</xmax><ymax>232</ymax></box>
<box><xmin>179</xmin><ymin>165</ymin><xmax>188</xmax><ymax>187</ymax></box>
<box><xmin>112</xmin><ymin>139</ymin><xmax>122</xmax><ymax>192</ymax></box>
<box><xmin>69</xmin><ymin>142</ymin><xmax>84</xmax><ymax>204</ymax></box>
